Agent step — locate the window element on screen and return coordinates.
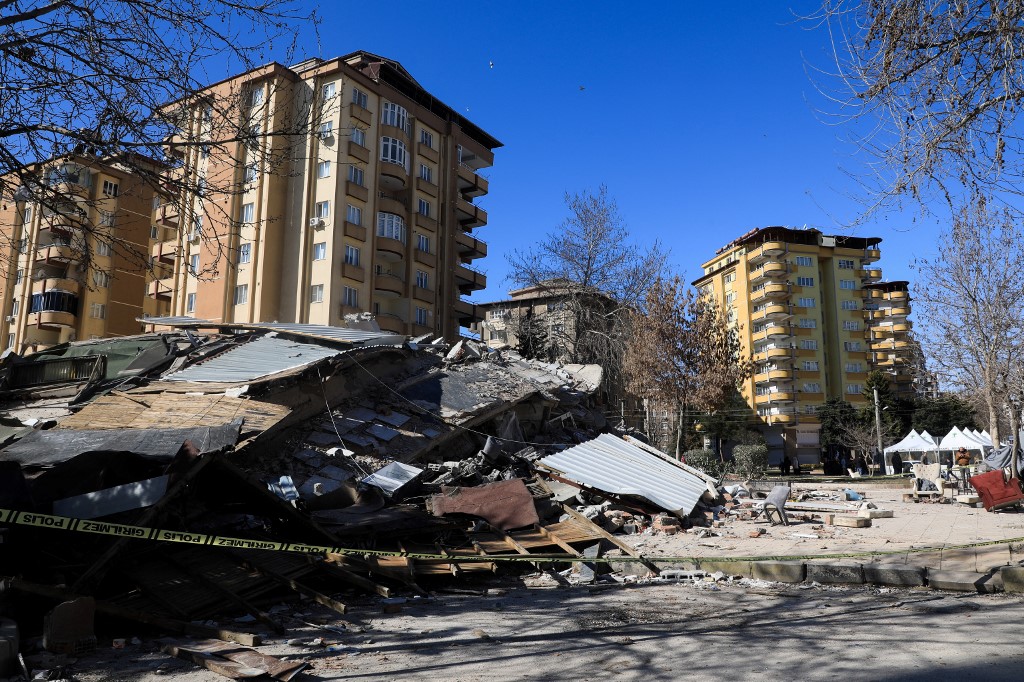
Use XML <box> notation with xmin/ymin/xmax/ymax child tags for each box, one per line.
<box><xmin>845</xmin><ymin>362</ymin><xmax>863</xmax><ymax>372</ymax></box>
<box><xmin>244</xmin><ymin>164</ymin><xmax>258</xmax><ymax>183</ymax></box>
<box><xmin>315</xmin><ymin>201</ymin><xmax>330</xmax><ymax>219</ymax></box>
<box><xmin>846</xmin><ymin>384</ymin><xmax>863</xmax><ymax>395</ymax></box>
<box><xmin>317</xmin><ymin>161</ymin><xmax>331</xmax><ymax>178</ymax></box>
<box><xmin>844</xmin><ymin>341</ymin><xmax>862</xmax><ymax>351</ymax></box>
<box><xmin>310</xmin><ymin>284</ymin><xmax>324</xmax><ymax>303</ymax></box>
<box><xmin>240</xmin><ymin>203</ymin><xmax>254</xmax><ymax>224</ymax></box>
<box><xmin>794</xmin><ymin>256</ymin><xmax>813</xmax><ymax>266</ymax></box>
<box><xmin>725</xmin><ymin>292</ymin><xmax>735</xmax><ymax>305</ymax></box>
<box><xmin>313</xmin><ymin>242</ymin><xmax>327</xmax><ymax>260</ymax></box>
<box><xmin>419</xmin><ymin>164</ymin><xmax>433</xmax><ymax>183</ymax></box>
<box><xmin>376</xmin><ymin>212</ymin><xmax>406</xmax><ymax>242</ymax></box>
<box><xmin>723</xmin><ymin>272</ymin><xmax>736</xmax><ymax>284</ymax></box>
<box><xmin>16</xmin><ymin>238</ymin><xmax>27</xmax><ymax>254</ymax></box>
<box><xmin>15</xmin><ymin>269</ymin><xmax>23</xmax><ymax>285</ymax></box>
<box><xmin>799</xmin><ymin>318</ymin><xmax>816</xmax><ymax>328</ymax></box>
<box><xmin>200</xmin><ymin>144</ymin><xmax>211</xmax><ymax>160</ymax></box>
<box><xmin>322</xmin><ymin>82</ymin><xmax>336</xmax><ymax>100</ymax></box>
<box><xmin>96</xmin><ymin>242</ymin><xmax>112</xmax><ymax>257</ymax></box>
<box><xmin>89</xmin><ymin>303</ymin><xmax>106</xmax><ymax>319</ymax></box>
<box><xmin>250</xmin><ymin>87</ymin><xmax>264</xmax><ymax>107</ymax></box>
<box><xmin>319</xmin><ymin>121</ymin><xmax>333</xmax><ymax>139</ymax></box>
<box><xmin>796</xmin><ymin>276</ymin><xmax>814</xmax><ymax>287</ymax></box>
<box><xmin>92</xmin><ymin>271</ymin><xmax>110</xmax><ymax>288</ymax></box>
<box><xmin>191</xmin><ymin>213</ymin><xmax>203</xmax><ymax>239</ymax></box>
<box><xmin>381</xmin><ymin>102</ymin><xmax>409</xmax><ymax>131</ymax></box>
<box><xmin>99</xmin><ymin>210</ymin><xmax>115</xmax><ymax>227</ymax></box>
<box><xmin>11</xmin><ymin>300</ymin><xmax>19</xmax><ymax>316</ymax></box>
<box><xmin>803</xmin><ymin>382</ymin><xmax>821</xmax><ymax>393</ymax></box>
<box><xmin>802</xmin><ymin>361</ymin><xmax>819</xmax><ymax>371</ymax></box>
<box><xmin>5</xmin><ymin>334</ymin><xmax>12</xmax><ymax>349</ymax></box>
<box><xmin>346</xmin><ymin>204</ymin><xmax>362</xmax><ymax>225</ymax></box>
<box><xmin>348</xmin><ymin>165</ymin><xmax>364</xmax><ymax>186</ymax></box>
<box><xmin>102</xmin><ymin>180</ymin><xmax>119</xmax><ymax>197</ymax></box>
<box><xmin>343</xmin><ymin>286</ymin><xmax>358</xmax><ymax>307</ymax></box>
<box><xmin>150</xmin><ymin>225</ymin><xmax>159</xmax><ymax>240</ymax></box>
<box><xmin>841</xmin><ymin>300</ymin><xmax>859</xmax><ymax>310</ymax></box>
<box><xmin>416</xmin><ymin>234</ymin><xmax>429</xmax><ymax>252</ymax></box>
<box><xmin>351</xmin><ymin>127</ymin><xmax>366</xmax><ymax>146</ymax></box>
<box><xmin>186</xmin><ymin>293</ymin><xmax>196</xmax><ymax>313</ymax></box>
<box><xmin>22</xmin><ymin>207</ymin><xmax>32</xmax><ymax>224</ymax></box>
<box><xmin>418</xmin><ymin>199</ymin><xmax>430</xmax><ymax>217</ymax></box>
<box><xmin>189</xmin><ymin>254</ymin><xmax>200</xmax><ymax>275</ymax></box>
<box><xmin>352</xmin><ymin>88</ymin><xmax>368</xmax><ymax>109</ymax></box>
<box><xmin>800</xmin><ymin>339</ymin><xmax>818</xmax><ymax>350</ymax></box>
<box><xmin>239</xmin><ymin>242</ymin><xmax>251</xmax><ymax>264</ymax></box>
<box><xmin>843</xmin><ymin>320</ymin><xmax>861</xmax><ymax>331</ymax></box>
<box><xmin>798</xmin><ymin>297</ymin><xmax>815</xmax><ymax>307</ymax></box>
<box><xmin>840</xmin><ymin>279</ymin><xmax>856</xmax><ymax>290</ymax></box>
<box><xmin>344</xmin><ymin>245</ymin><xmax>360</xmax><ymax>266</ymax></box>
<box><xmin>380</xmin><ymin>136</ymin><xmax>408</xmax><ymax>168</ymax></box>
<box><xmin>233</xmin><ymin>284</ymin><xmax>248</xmax><ymax>305</ymax></box>
<box><xmin>415</xmin><ymin>307</ymin><xmax>428</xmax><ymax>326</ymax></box>
<box><xmin>838</xmin><ymin>259</ymin><xmax>855</xmax><ymax>269</ymax></box>
<box><xmin>415</xmin><ymin>270</ymin><xmax>428</xmax><ymax>288</ymax></box>
<box><xmin>420</xmin><ymin>129</ymin><xmax>433</xmax><ymax>148</ymax></box>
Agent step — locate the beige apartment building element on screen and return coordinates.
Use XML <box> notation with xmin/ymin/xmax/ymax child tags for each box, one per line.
<box><xmin>0</xmin><ymin>157</ymin><xmax>167</xmax><ymax>353</ymax></box>
<box><xmin>694</xmin><ymin>226</ymin><xmax>914</xmax><ymax>462</ymax></box>
<box><xmin>149</xmin><ymin>50</ymin><xmax>499</xmax><ymax>338</ymax></box>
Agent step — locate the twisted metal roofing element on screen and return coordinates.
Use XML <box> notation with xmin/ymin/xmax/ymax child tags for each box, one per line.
<box><xmin>161</xmin><ymin>335</ymin><xmax>343</xmax><ymax>383</ymax></box>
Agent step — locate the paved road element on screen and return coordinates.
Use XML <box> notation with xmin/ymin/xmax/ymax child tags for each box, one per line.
<box><xmin>75</xmin><ymin>579</ymin><xmax>1024</xmax><ymax>681</ymax></box>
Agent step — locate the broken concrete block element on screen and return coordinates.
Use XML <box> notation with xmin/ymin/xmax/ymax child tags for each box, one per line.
<box><xmin>43</xmin><ymin>597</ymin><xmax>96</xmax><ymax>655</ymax></box>
<box><xmin>751</xmin><ymin>561</ymin><xmax>805</xmax><ymax>583</ymax></box>
<box><xmin>863</xmin><ymin>564</ymin><xmax>926</xmax><ymax>587</ymax></box>
<box><xmin>999</xmin><ymin>566</ymin><xmax>1024</xmax><ymax>592</ymax></box>
<box><xmin>956</xmin><ymin>494</ymin><xmax>982</xmax><ymax>505</ymax></box>
<box><xmin>652</xmin><ymin>515</ymin><xmax>680</xmax><ymax>531</ymax></box>
<box><xmin>806</xmin><ymin>562</ymin><xmax>865</xmax><ymax>585</ymax></box>
<box><xmin>858</xmin><ymin>509</ymin><xmax>894</xmax><ymax>519</ymax></box>
<box><xmin>699</xmin><ymin>560</ymin><xmax>753</xmax><ymax>578</ymax></box>
<box><xmin>928</xmin><ymin>570</ymin><xmax>1003</xmax><ymax>593</ymax></box>
<box><xmin>830</xmin><ymin>515</ymin><xmax>872</xmax><ymax>528</ymax></box>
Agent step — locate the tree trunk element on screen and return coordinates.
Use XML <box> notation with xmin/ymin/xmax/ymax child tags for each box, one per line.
<box><xmin>1010</xmin><ymin>400</ymin><xmax>1021</xmax><ymax>482</ymax></box>
<box><xmin>989</xmin><ymin>400</ymin><xmax>1001</xmax><ymax>448</ymax></box>
<box><xmin>675</xmin><ymin>401</ymin><xmax>684</xmax><ymax>459</ymax></box>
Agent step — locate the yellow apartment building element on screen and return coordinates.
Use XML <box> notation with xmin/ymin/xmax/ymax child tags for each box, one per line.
<box><xmin>0</xmin><ymin>156</ymin><xmax>167</xmax><ymax>352</ymax></box>
<box><xmin>693</xmin><ymin>226</ymin><xmax>913</xmax><ymax>463</ymax></box>
<box><xmin>149</xmin><ymin>50</ymin><xmax>499</xmax><ymax>338</ymax></box>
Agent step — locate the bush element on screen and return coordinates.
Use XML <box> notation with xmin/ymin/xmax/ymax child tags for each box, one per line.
<box><xmin>685</xmin><ymin>448</ymin><xmax>730</xmax><ymax>479</ymax></box>
<box><xmin>733</xmin><ymin>443</ymin><xmax>769</xmax><ymax>480</ymax></box>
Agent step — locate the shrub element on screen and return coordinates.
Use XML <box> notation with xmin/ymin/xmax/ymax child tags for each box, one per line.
<box><xmin>685</xmin><ymin>448</ymin><xmax>730</xmax><ymax>479</ymax></box>
<box><xmin>733</xmin><ymin>443</ymin><xmax>769</xmax><ymax>481</ymax></box>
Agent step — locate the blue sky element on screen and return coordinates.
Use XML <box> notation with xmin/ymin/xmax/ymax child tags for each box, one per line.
<box><xmin>294</xmin><ymin>1</ymin><xmax>943</xmax><ymax>301</ymax></box>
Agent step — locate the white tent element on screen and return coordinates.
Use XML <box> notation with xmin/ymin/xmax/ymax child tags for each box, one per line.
<box><xmin>939</xmin><ymin>427</ymin><xmax>990</xmax><ymax>452</ymax></box>
<box><xmin>884</xmin><ymin>430</ymin><xmax>939</xmax><ymax>473</ymax></box>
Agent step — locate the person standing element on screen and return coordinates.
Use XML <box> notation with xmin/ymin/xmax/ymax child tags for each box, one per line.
<box><xmin>891</xmin><ymin>452</ymin><xmax>903</xmax><ymax>476</ymax></box>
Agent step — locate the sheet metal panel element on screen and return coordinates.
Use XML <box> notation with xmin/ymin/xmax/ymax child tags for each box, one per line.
<box><xmin>139</xmin><ymin>317</ymin><xmax>405</xmax><ymax>346</ymax></box>
<box><xmin>163</xmin><ymin>336</ymin><xmax>342</xmax><ymax>383</ymax></box>
<box><xmin>538</xmin><ymin>433</ymin><xmax>708</xmax><ymax>515</ymax></box>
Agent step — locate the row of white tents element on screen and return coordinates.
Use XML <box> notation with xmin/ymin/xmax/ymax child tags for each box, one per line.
<box><xmin>884</xmin><ymin>426</ymin><xmax>994</xmax><ymax>461</ymax></box>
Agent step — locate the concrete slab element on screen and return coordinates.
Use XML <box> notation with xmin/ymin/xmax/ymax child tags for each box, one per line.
<box><xmin>697</xmin><ymin>559</ymin><xmax>754</xmax><ymax>578</ymax></box>
<box><xmin>806</xmin><ymin>562</ymin><xmax>865</xmax><ymax>584</ymax></box>
<box><xmin>998</xmin><ymin>566</ymin><xmax>1024</xmax><ymax>592</ymax></box>
<box><xmin>751</xmin><ymin>561</ymin><xmax>805</xmax><ymax>583</ymax></box>
<box><xmin>928</xmin><ymin>570</ymin><xmax>1003</xmax><ymax>593</ymax></box>
<box><xmin>858</xmin><ymin>509</ymin><xmax>894</xmax><ymax>519</ymax></box>
<box><xmin>863</xmin><ymin>564</ymin><xmax>927</xmax><ymax>586</ymax></box>
<box><xmin>831</xmin><ymin>515</ymin><xmax>872</xmax><ymax>527</ymax></box>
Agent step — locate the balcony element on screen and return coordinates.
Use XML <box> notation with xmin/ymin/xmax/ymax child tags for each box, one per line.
<box><xmin>416</xmin><ymin>176</ymin><xmax>438</xmax><ymax>198</ymax></box>
<box><xmin>345</xmin><ymin>181</ymin><xmax>369</xmax><ymax>203</ymax></box>
<box><xmin>887</xmin><ymin>306</ymin><xmax>910</xmax><ymax>318</ymax></box>
<box><xmin>341</xmin><ymin>262</ymin><xmax>364</xmax><ymax>283</ymax></box>
<box><xmin>858</xmin><ymin>268</ymin><xmax>882</xmax><ymax>283</ymax></box>
<box><xmin>27</xmin><ymin>310</ymin><xmax>76</xmax><ymax>330</ymax></box>
<box><xmin>344</xmin><ymin>221</ymin><xmax>367</xmax><ymax>241</ymax></box>
<box><xmin>347</xmin><ymin>141</ymin><xmax>370</xmax><ymax>165</ymax></box>
<box><xmin>375</xmin><ymin>235</ymin><xmax>405</xmax><ymax>260</ymax></box>
<box><xmin>374</xmin><ymin>271</ymin><xmax>405</xmax><ymax>297</ymax></box>
<box><xmin>749</xmin><ymin>241</ymin><xmax>787</xmax><ymax>263</ymax></box>
<box><xmin>413</xmin><ymin>286</ymin><xmax>435</xmax><ymax>304</ymax></box>
<box><xmin>41</xmin><ymin>212</ymin><xmax>83</xmax><ymax>238</ymax></box>
<box><xmin>890</xmin><ymin>322</ymin><xmax>911</xmax><ymax>333</ymax></box>
<box><xmin>454</xmin><ymin>298</ymin><xmax>482</xmax><ymax>324</ymax></box>
<box><xmin>414</xmin><ymin>249</ymin><xmax>436</xmax><ymax>267</ymax></box>
<box><xmin>375</xmin><ymin>312</ymin><xmax>407</xmax><ymax>335</ymax></box>
<box><xmin>756</xmin><ymin>303</ymin><xmax>791</xmax><ymax>321</ymax></box>
<box><xmin>151</xmin><ymin>239</ymin><xmax>178</xmax><ymax>265</ymax></box>
<box><xmin>51</xmin><ymin>180</ymin><xmax>90</xmax><ymax>200</ymax></box>
<box><xmin>414</xmin><ymin>212</ymin><xmax>437</xmax><ymax>233</ymax></box>
<box><xmin>34</xmin><ymin>244</ymin><xmax>77</xmax><ymax>265</ymax></box>
<box><xmin>751</xmin><ymin>283</ymin><xmax>789</xmax><ymax>302</ymax></box>
<box><xmin>755</xmin><ymin>369</ymin><xmax>793</xmax><ymax>384</ymax></box>
<box><xmin>755</xmin><ymin>391</ymin><xmax>795</xmax><ymax>404</ymax></box>
<box><xmin>455</xmin><ymin>197</ymin><xmax>487</xmax><ymax>229</ymax></box>
<box><xmin>154</xmin><ymin>203</ymin><xmax>180</xmax><ymax>227</ymax></box>
<box><xmin>887</xmin><ymin>291</ymin><xmax>909</xmax><ymax>302</ymax></box>
<box><xmin>379</xmin><ymin>160</ymin><xmax>408</xmax><ymax>190</ymax></box>
<box><xmin>455</xmin><ymin>231</ymin><xmax>487</xmax><ymax>260</ymax></box>
<box><xmin>770</xmin><ymin>413</ymin><xmax>796</xmax><ymax>425</ymax></box>
<box><xmin>350</xmin><ymin>104</ymin><xmax>372</xmax><ymax>126</ymax></box>
<box><xmin>148</xmin><ymin>277</ymin><xmax>173</xmax><ymax>301</ymax></box>
<box><xmin>377</xmin><ymin>192</ymin><xmax>408</xmax><ymax>217</ymax></box>
<box><xmin>455</xmin><ymin>263</ymin><xmax>486</xmax><ymax>292</ymax></box>
<box><xmin>863</xmin><ymin>289</ymin><xmax>884</xmax><ymax>300</ymax></box>
<box><xmin>862</xmin><ymin>248</ymin><xmax>881</xmax><ymax>263</ymax></box>
<box><xmin>30</xmin><ymin>277</ymin><xmax>81</xmax><ymax>297</ymax></box>
<box><xmin>457</xmin><ymin>163</ymin><xmax>489</xmax><ymax>198</ymax></box>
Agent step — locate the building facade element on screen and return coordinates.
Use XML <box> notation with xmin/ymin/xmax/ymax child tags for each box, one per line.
<box><xmin>693</xmin><ymin>226</ymin><xmax>914</xmax><ymax>462</ymax></box>
<box><xmin>0</xmin><ymin>157</ymin><xmax>166</xmax><ymax>352</ymax></box>
<box><xmin>150</xmin><ymin>51</ymin><xmax>499</xmax><ymax>338</ymax></box>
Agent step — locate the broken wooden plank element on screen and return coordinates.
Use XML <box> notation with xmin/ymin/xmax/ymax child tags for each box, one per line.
<box><xmin>161</xmin><ymin>639</ymin><xmax>307</xmax><ymax>681</ymax></box>
<box><xmin>560</xmin><ymin>504</ymin><xmax>661</xmax><ymax>574</ymax></box>
<box><xmin>314</xmin><ymin>558</ymin><xmax>391</xmax><ymax>598</ymax></box>
<box><xmin>8</xmin><ymin>579</ymin><xmax>260</xmax><ymax>646</ymax></box>
<box><xmin>233</xmin><ymin>554</ymin><xmax>347</xmax><ymax>616</ymax></box>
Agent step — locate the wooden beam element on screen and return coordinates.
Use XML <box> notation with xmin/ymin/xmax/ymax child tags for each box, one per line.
<box><xmin>314</xmin><ymin>558</ymin><xmax>391</xmax><ymax>598</ymax></box>
<box><xmin>535</xmin><ymin>525</ymin><xmax>582</xmax><ymax>556</ymax></box>
<box><xmin>235</xmin><ymin>554</ymin><xmax>347</xmax><ymax>616</ymax></box>
<box><xmin>560</xmin><ymin>503</ymin><xmax>661</xmax><ymax>575</ymax></box>
<box><xmin>7</xmin><ymin>579</ymin><xmax>260</xmax><ymax>646</ymax></box>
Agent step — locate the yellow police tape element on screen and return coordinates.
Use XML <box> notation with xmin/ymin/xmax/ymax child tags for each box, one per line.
<box><xmin>2</xmin><ymin>507</ymin><xmax>1023</xmax><ymax>566</ymax></box>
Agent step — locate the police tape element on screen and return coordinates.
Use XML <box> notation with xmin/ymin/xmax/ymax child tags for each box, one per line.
<box><xmin>2</xmin><ymin>507</ymin><xmax>1022</xmax><ymax>566</ymax></box>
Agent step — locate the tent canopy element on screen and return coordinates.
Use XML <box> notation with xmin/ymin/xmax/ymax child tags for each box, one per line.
<box><xmin>885</xmin><ymin>430</ymin><xmax>938</xmax><ymax>455</ymax></box>
<box><xmin>939</xmin><ymin>427</ymin><xmax>990</xmax><ymax>452</ymax></box>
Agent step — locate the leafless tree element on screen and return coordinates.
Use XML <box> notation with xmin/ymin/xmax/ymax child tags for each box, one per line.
<box><xmin>623</xmin><ymin>276</ymin><xmax>755</xmax><ymax>456</ymax></box>
<box><xmin>808</xmin><ymin>1</ymin><xmax>1024</xmax><ymax>217</ymax></box>
<box><xmin>0</xmin><ymin>0</ymin><xmax>319</xmax><ymax>279</ymax></box>
<box><xmin>506</xmin><ymin>186</ymin><xmax>668</xmax><ymax>392</ymax></box>
<box><xmin>910</xmin><ymin>196</ymin><xmax>1024</xmax><ymax>447</ymax></box>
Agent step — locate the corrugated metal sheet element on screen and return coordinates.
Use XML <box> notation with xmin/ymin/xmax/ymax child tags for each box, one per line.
<box><xmin>162</xmin><ymin>335</ymin><xmax>341</xmax><ymax>383</ymax></box>
<box><xmin>537</xmin><ymin>433</ymin><xmax>710</xmax><ymax>516</ymax></box>
<box><xmin>139</xmin><ymin>317</ymin><xmax>405</xmax><ymax>346</ymax></box>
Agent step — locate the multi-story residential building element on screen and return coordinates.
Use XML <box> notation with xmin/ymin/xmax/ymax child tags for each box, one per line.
<box><xmin>151</xmin><ymin>50</ymin><xmax>499</xmax><ymax>338</ymax></box>
<box><xmin>693</xmin><ymin>226</ymin><xmax>913</xmax><ymax>463</ymax></box>
<box><xmin>0</xmin><ymin>156</ymin><xmax>167</xmax><ymax>353</ymax></box>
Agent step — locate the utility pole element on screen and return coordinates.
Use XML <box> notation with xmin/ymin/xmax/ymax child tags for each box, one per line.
<box><xmin>873</xmin><ymin>387</ymin><xmax>884</xmax><ymax>476</ymax></box>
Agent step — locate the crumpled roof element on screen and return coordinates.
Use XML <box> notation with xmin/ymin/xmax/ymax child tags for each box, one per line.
<box><xmin>162</xmin><ymin>335</ymin><xmax>343</xmax><ymax>383</ymax></box>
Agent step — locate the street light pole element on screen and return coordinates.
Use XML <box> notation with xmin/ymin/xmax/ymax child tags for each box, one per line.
<box><xmin>874</xmin><ymin>387</ymin><xmax>884</xmax><ymax>475</ymax></box>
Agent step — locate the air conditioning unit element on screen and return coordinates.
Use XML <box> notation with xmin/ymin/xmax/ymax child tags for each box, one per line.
<box><xmin>318</xmin><ymin>130</ymin><xmax>332</xmax><ymax>141</ymax></box>
<box><xmin>309</xmin><ymin>218</ymin><xmax>324</xmax><ymax>228</ymax></box>
<box><xmin>4</xmin><ymin>316</ymin><xmax>13</xmax><ymax>323</ymax></box>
